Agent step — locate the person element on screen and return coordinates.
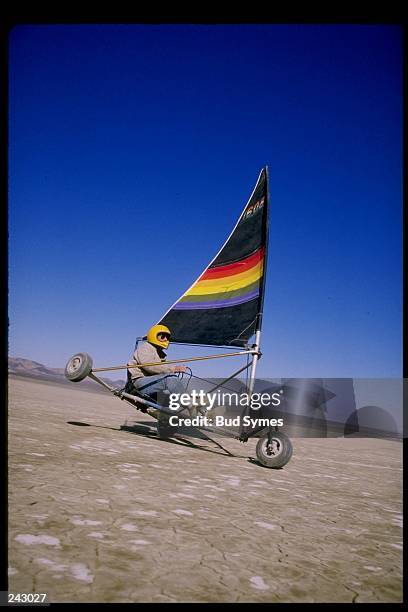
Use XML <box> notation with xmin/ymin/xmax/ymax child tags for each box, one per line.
<box><xmin>127</xmin><ymin>324</ymin><xmax>189</xmax><ymax>407</ymax></box>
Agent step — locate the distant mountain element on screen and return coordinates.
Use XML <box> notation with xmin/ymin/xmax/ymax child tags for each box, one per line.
<box><xmin>8</xmin><ymin>357</ymin><xmax>126</xmax><ymax>392</ymax></box>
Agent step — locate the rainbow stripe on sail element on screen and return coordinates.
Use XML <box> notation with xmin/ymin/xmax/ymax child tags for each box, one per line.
<box><xmin>174</xmin><ymin>247</ymin><xmax>264</xmax><ymax>310</ymax></box>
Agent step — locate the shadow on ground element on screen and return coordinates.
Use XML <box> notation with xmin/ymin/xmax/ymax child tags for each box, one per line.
<box><xmin>66</xmin><ymin>419</ymin><xmax>249</xmax><ymax>459</ymax></box>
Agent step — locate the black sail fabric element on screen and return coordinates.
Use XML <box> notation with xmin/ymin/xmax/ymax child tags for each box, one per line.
<box><xmin>158</xmin><ymin>168</ymin><xmax>269</xmax><ymax>347</ymax></box>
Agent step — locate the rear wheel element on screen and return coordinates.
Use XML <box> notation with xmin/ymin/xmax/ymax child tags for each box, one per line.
<box><xmin>156</xmin><ymin>416</ymin><xmax>178</xmax><ymax>439</ymax></box>
<box><xmin>256</xmin><ymin>431</ymin><xmax>293</xmax><ymax>468</ymax></box>
<box><xmin>65</xmin><ymin>353</ymin><xmax>93</xmax><ymax>382</ymax></box>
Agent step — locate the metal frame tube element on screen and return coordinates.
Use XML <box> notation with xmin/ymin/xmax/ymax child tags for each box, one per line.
<box><xmin>87</xmin><ymin>372</ymin><xmax>182</xmax><ymax>416</ymax></box>
<box><xmin>247</xmin><ymin>329</ymin><xmax>261</xmax><ymax>396</ymax></box>
<box><xmin>91</xmin><ymin>348</ymin><xmax>255</xmax><ymax>373</ymax></box>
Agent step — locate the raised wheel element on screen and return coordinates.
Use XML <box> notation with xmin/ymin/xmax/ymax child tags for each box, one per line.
<box><xmin>255</xmin><ymin>431</ymin><xmax>293</xmax><ymax>468</ymax></box>
<box><xmin>65</xmin><ymin>352</ymin><xmax>93</xmax><ymax>382</ymax></box>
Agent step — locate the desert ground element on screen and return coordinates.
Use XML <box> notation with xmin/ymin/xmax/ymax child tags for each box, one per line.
<box><xmin>8</xmin><ymin>375</ymin><xmax>403</xmax><ymax>603</ymax></box>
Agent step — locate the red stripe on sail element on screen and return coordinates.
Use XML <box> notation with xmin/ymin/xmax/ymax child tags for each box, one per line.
<box><xmin>199</xmin><ymin>247</ymin><xmax>264</xmax><ymax>280</ymax></box>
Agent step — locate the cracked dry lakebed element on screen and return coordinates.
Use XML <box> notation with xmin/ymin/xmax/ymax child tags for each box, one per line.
<box><xmin>8</xmin><ymin>376</ymin><xmax>403</xmax><ymax>603</ymax></box>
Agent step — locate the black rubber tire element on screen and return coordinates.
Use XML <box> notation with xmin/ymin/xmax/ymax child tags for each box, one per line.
<box><xmin>65</xmin><ymin>352</ymin><xmax>93</xmax><ymax>382</ymax></box>
<box><xmin>255</xmin><ymin>431</ymin><xmax>293</xmax><ymax>468</ymax></box>
<box><xmin>156</xmin><ymin>417</ymin><xmax>178</xmax><ymax>440</ymax></box>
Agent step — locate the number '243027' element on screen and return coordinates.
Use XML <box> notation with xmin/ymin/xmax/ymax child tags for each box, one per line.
<box><xmin>8</xmin><ymin>593</ymin><xmax>48</xmax><ymax>603</ymax></box>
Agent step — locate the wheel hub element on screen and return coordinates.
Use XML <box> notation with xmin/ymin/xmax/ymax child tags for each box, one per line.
<box><xmin>67</xmin><ymin>356</ymin><xmax>82</xmax><ymax>373</ymax></box>
<box><xmin>265</xmin><ymin>438</ymin><xmax>282</xmax><ymax>457</ymax></box>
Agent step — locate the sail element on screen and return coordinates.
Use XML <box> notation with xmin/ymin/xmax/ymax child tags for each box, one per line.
<box><xmin>158</xmin><ymin>167</ymin><xmax>269</xmax><ymax>347</ymax></box>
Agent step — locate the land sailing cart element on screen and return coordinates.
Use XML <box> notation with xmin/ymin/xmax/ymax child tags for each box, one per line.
<box><xmin>65</xmin><ymin>167</ymin><xmax>293</xmax><ymax>468</ymax></box>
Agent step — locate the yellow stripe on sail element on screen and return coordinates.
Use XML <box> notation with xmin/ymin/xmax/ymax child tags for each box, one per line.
<box><xmin>184</xmin><ymin>262</ymin><xmax>263</xmax><ymax>296</ymax></box>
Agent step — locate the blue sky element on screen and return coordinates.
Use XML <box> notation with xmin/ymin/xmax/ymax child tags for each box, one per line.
<box><xmin>9</xmin><ymin>24</ymin><xmax>402</xmax><ymax>379</ymax></box>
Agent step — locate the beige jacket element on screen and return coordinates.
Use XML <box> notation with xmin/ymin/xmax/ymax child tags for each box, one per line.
<box><xmin>127</xmin><ymin>341</ymin><xmax>177</xmax><ymax>381</ymax></box>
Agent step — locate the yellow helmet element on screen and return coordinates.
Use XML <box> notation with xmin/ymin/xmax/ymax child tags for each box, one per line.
<box><xmin>146</xmin><ymin>324</ymin><xmax>171</xmax><ymax>349</ymax></box>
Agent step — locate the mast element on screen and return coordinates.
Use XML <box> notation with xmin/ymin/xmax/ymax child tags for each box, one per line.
<box><xmin>247</xmin><ymin>165</ymin><xmax>269</xmax><ymax>396</ymax></box>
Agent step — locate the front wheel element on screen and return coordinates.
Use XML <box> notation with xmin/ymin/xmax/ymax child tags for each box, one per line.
<box><xmin>256</xmin><ymin>431</ymin><xmax>293</xmax><ymax>468</ymax></box>
<box><xmin>65</xmin><ymin>352</ymin><xmax>93</xmax><ymax>382</ymax></box>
